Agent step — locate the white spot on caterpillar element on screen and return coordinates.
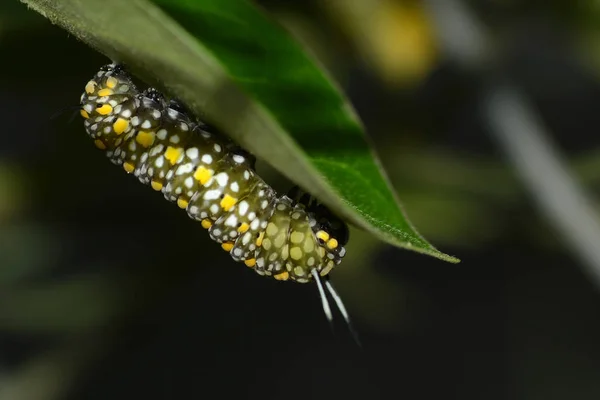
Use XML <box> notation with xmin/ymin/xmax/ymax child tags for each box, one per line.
<box><xmin>215</xmin><ymin>172</ymin><xmax>228</xmax><ymax>187</ymax></box>
<box><xmin>225</xmin><ymin>214</ymin><xmax>237</xmax><ymax>227</ymax></box>
<box><xmin>204</xmin><ymin>189</ymin><xmax>220</xmax><ymax>200</ymax></box>
<box><xmin>186</xmin><ymin>148</ymin><xmax>199</xmax><ymax>159</ymax></box>
<box><xmin>157</xmin><ymin>129</ymin><xmax>168</xmax><ymax>140</ymax></box>
<box><xmin>242</xmin><ymin>233</ymin><xmax>251</xmax><ymax>245</ymax></box>
<box><xmin>238</xmin><ymin>201</ymin><xmax>249</xmax><ymax>216</ymax></box>
<box><xmin>150</xmin><ymin>144</ymin><xmax>164</xmax><ymax>156</ymax></box>
<box><xmin>176</xmin><ymin>163</ymin><xmax>194</xmax><ymax>175</ymax></box>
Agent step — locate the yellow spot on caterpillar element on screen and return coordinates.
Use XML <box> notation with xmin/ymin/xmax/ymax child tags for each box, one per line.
<box><xmin>193</xmin><ymin>166</ymin><xmax>213</xmax><ymax>185</ymax></box>
<box><xmin>237</xmin><ymin>222</ymin><xmax>249</xmax><ymax>233</ymax></box>
<box><xmin>98</xmin><ymin>88</ymin><xmax>113</xmax><ymax>97</ymax></box>
<box><xmin>80</xmin><ymin>109</ymin><xmax>89</xmax><ymax>119</ymax></box>
<box><xmin>290</xmin><ymin>247</ymin><xmax>303</xmax><ymax>260</ymax></box>
<box><xmin>316</xmin><ymin>230</ymin><xmax>329</xmax><ymax>242</ymax></box>
<box><xmin>244</xmin><ymin>258</ymin><xmax>256</xmax><ymax>267</ymax></box>
<box><xmin>105</xmin><ymin>76</ymin><xmax>118</xmax><ymax>89</ymax></box>
<box><xmin>177</xmin><ymin>198</ymin><xmax>189</xmax><ymax>209</ymax></box>
<box><xmin>256</xmin><ymin>231</ymin><xmax>265</xmax><ymax>247</ymax></box>
<box><xmin>96</xmin><ymin>104</ymin><xmax>113</xmax><ymax>115</ymax></box>
<box><xmin>85</xmin><ymin>81</ymin><xmax>96</xmax><ymax>94</ymax></box>
<box><xmin>123</xmin><ymin>162</ymin><xmax>135</xmax><ymax>173</ymax></box>
<box><xmin>113</xmin><ymin>118</ymin><xmax>129</xmax><ymax>135</ymax></box>
<box><xmin>165</xmin><ymin>146</ymin><xmax>183</xmax><ymax>165</ymax></box>
<box><xmin>136</xmin><ymin>131</ymin><xmax>155</xmax><ymax>148</ymax></box>
<box><xmin>96</xmin><ymin>104</ymin><xmax>112</xmax><ymax>115</ymax></box>
<box><xmin>220</xmin><ymin>194</ymin><xmax>237</xmax><ymax>211</ymax></box>
<box><xmin>201</xmin><ymin>219</ymin><xmax>212</xmax><ymax>229</ymax></box>
<box><xmin>274</xmin><ymin>271</ymin><xmax>289</xmax><ymax>281</ymax></box>
<box><xmin>151</xmin><ymin>181</ymin><xmax>163</xmax><ymax>191</ymax></box>
<box><xmin>221</xmin><ymin>242</ymin><xmax>234</xmax><ymax>252</ymax></box>
<box><xmin>93</xmin><ymin>139</ymin><xmax>106</xmax><ymax>150</ymax></box>
<box><xmin>326</xmin><ymin>238</ymin><xmax>338</xmax><ymax>250</ymax></box>
<box><xmin>293</xmin><ymin>266</ymin><xmax>305</xmax><ymax>276</ymax></box>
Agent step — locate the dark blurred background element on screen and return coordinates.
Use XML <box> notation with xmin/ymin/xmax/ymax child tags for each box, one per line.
<box><xmin>2</xmin><ymin>0</ymin><xmax>600</xmax><ymax>399</ymax></box>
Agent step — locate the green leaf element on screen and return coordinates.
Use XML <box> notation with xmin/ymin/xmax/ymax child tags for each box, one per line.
<box><xmin>19</xmin><ymin>0</ymin><xmax>458</xmax><ymax>263</ymax></box>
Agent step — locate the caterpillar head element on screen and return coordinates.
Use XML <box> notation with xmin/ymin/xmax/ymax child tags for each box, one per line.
<box><xmin>79</xmin><ymin>63</ymin><xmax>136</xmax><ymax>121</ymax></box>
<box><xmin>287</xmin><ymin>186</ymin><xmax>349</xmax><ymax>275</ymax></box>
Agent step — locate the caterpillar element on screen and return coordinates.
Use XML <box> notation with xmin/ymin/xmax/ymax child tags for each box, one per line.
<box><xmin>79</xmin><ymin>63</ymin><xmax>356</xmax><ymax>337</ymax></box>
